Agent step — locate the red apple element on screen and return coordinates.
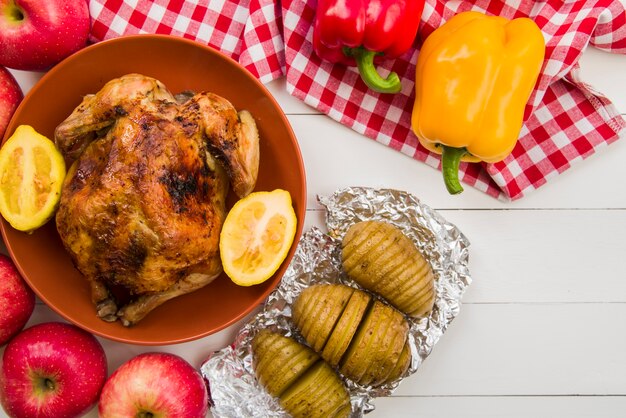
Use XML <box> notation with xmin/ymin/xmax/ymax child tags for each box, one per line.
<box><xmin>0</xmin><ymin>322</ymin><xmax>107</xmax><ymax>418</ymax></box>
<box><xmin>0</xmin><ymin>253</ymin><xmax>34</xmax><ymax>346</ymax></box>
<box><xmin>99</xmin><ymin>352</ymin><xmax>209</xmax><ymax>418</ymax></box>
<box><xmin>0</xmin><ymin>67</ymin><xmax>23</xmax><ymax>140</ymax></box>
<box><xmin>0</xmin><ymin>0</ymin><xmax>90</xmax><ymax>71</ymax></box>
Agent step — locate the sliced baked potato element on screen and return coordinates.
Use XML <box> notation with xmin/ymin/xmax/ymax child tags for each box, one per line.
<box><xmin>342</xmin><ymin>220</ymin><xmax>435</xmax><ymax>318</ymax></box>
<box><xmin>292</xmin><ymin>283</ymin><xmax>411</xmax><ymax>386</ymax></box>
<box><xmin>252</xmin><ymin>330</ymin><xmax>351</xmax><ymax>418</ymax></box>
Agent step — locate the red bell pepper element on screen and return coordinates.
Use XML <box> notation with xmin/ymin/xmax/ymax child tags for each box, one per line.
<box><xmin>312</xmin><ymin>0</ymin><xmax>425</xmax><ymax>94</ymax></box>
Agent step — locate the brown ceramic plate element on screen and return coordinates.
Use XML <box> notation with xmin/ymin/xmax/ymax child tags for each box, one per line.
<box><xmin>0</xmin><ymin>35</ymin><xmax>306</xmax><ymax>345</ymax></box>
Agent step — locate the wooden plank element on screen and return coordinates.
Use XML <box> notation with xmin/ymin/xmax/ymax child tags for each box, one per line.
<box><xmin>289</xmin><ymin>114</ymin><xmax>626</xmax><ymax>210</ymax></box>
<box><xmin>393</xmin><ymin>303</ymin><xmax>626</xmax><ymax>397</ymax></box>
<box><xmin>370</xmin><ymin>395</ymin><xmax>626</xmax><ymax>418</ymax></box>
<box><xmin>3</xmin><ymin>38</ymin><xmax>625</xmax><ymax>418</ymax></box>
<box><xmin>435</xmin><ymin>209</ymin><xmax>626</xmax><ymax>303</ymax></box>
<box><xmin>21</xmin><ymin>302</ymin><xmax>626</xmax><ymax>415</ymax></box>
<box><xmin>304</xmin><ymin>207</ymin><xmax>626</xmax><ymax>303</ymax></box>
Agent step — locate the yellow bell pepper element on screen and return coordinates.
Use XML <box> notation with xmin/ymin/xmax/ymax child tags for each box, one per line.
<box><xmin>411</xmin><ymin>11</ymin><xmax>545</xmax><ymax>194</ymax></box>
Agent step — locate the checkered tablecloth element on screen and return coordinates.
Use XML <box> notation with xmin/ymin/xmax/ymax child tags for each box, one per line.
<box><xmin>89</xmin><ymin>0</ymin><xmax>626</xmax><ymax>200</ymax></box>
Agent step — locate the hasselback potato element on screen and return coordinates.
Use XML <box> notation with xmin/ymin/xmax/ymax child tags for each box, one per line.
<box><xmin>292</xmin><ymin>284</ymin><xmax>411</xmax><ymax>386</ymax></box>
<box><xmin>252</xmin><ymin>330</ymin><xmax>351</xmax><ymax>418</ymax></box>
<box><xmin>342</xmin><ymin>220</ymin><xmax>435</xmax><ymax>318</ymax></box>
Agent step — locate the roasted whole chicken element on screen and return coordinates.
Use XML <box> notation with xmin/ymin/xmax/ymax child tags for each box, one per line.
<box><xmin>54</xmin><ymin>74</ymin><xmax>260</xmax><ymax>326</ymax></box>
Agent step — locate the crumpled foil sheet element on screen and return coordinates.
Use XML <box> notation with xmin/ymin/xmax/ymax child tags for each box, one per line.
<box><xmin>201</xmin><ymin>187</ymin><xmax>472</xmax><ymax>417</ymax></box>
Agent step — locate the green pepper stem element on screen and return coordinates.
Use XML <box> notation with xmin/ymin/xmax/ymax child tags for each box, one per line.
<box><xmin>345</xmin><ymin>47</ymin><xmax>401</xmax><ymax>94</ymax></box>
<box><xmin>441</xmin><ymin>146</ymin><xmax>466</xmax><ymax>195</ymax></box>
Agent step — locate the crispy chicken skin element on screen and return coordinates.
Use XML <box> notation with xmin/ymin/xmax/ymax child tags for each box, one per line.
<box><xmin>54</xmin><ymin>74</ymin><xmax>260</xmax><ymax>326</ymax></box>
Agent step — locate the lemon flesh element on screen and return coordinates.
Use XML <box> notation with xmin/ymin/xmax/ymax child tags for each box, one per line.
<box><xmin>0</xmin><ymin>125</ymin><xmax>66</xmax><ymax>232</ymax></box>
<box><xmin>220</xmin><ymin>189</ymin><xmax>297</xmax><ymax>286</ymax></box>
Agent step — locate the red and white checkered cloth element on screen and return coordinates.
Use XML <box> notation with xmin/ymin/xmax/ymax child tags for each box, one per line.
<box><xmin>89</xmin><ymin>0</ymin><xmax>626</xmax><ymax>200</ymax></box>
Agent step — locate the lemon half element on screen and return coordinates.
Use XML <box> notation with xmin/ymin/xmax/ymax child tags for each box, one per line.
<box><xmin>0</xmin><ymin>125</ymin><xmax>66</xmax><ymax>232</ymax></box>
<box><xmin>220</xmin><ymin>189</ymin><xmax>298</xmax><ymax>286</ymax></box>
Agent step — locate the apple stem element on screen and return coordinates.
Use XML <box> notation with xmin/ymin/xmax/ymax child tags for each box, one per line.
<box><xmin>44</xmin><ymin>378</ymin><xmax>55</xmax><ymax>390</ymax></box>
<box><xmin>136</xmin><ymin>412</ymin><xmax>154</xmax><ymax>418</ymax></box>
<box><xmin>34</xmin><ymin>376</ymin><xmax>56</xmax><ymax>395</ymax></box>
<box><xmin>6</xmin><ymin>3</ymin><xmax>25</xmax><ymax>22</ymax></box>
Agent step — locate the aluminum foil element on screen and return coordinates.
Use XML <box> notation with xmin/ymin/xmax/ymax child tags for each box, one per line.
<box><xmin>201</xmin><ymin>187</ymin><xmax>472</xmax><ymax>417</ymax></box>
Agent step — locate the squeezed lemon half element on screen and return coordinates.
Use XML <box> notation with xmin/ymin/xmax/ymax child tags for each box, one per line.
<box><xmin>0</xmin><ymin>125</ymin><xmax>66</xmax><ymax>232</ymax></box>
<box><xmin>220</xmin><ymin>189</ymin><xmax>298</xmax><ymax>286</ymax></box>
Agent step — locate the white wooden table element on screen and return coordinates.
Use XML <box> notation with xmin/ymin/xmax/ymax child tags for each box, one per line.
<box><xmin>3</xmin><ymin>44</ymin><xmax>626</xmax><ymax>417</ymax></box>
